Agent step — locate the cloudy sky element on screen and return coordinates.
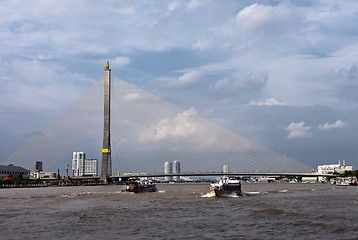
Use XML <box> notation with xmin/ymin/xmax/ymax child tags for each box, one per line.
<box><xmin>1</xmin><ymin>0</ymin><xmax>358</xmax><ymax>170</ymax></box>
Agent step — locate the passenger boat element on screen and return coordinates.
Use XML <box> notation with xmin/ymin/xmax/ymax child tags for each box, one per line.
<box><xmin>335</xmin><ymin>177</ymin><xmax>358</xmax><ymax>186</ymax></box>
<box><xmin>124</xmin><ymin>180</ymin><xmax>157</xmax><ymax>193</ymax></box>
<box><xmin>210</xmin><ymin>178</ymin><xmax>242</xmax><ymax>197</ymax></box>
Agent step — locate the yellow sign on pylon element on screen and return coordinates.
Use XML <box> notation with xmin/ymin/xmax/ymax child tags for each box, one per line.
<box><xmin>102</xmin><ymin>149</ymin><xmax>110</xmax><ymax>153</ymax></box>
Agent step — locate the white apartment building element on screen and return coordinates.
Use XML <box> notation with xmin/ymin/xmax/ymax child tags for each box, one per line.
<box><xmin>84</xmin><ymin>159</ymin><xmax>98</xmax><ymax>176</ymax></box>
<box><xmin>164</xmin><ymin>161</ymin><xmax>173</xmax><ymax>181</ymax></box>
<box><xmin>72</xmin><ymin>152</ymin><xmax>98</xmax><ymax>177</ymax></box>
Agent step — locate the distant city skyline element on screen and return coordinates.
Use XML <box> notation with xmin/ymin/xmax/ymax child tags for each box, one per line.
<box><xmin>1</xmin><ymin>1</ymin><xmax>358</xmax><ymax>170</ymax></box>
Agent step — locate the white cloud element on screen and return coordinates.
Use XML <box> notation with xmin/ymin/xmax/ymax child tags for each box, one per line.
<box><xmin>168</xmin><ymin>1</ymin><xmax>179</xmax><ymax>12</ymax></box>
<box><xmin>192</xmin><ymin>40</ymin><xmax>211</xmax><ymax>51</ymax></box>
<box><xmin>235</xmin><ymin>3</ymin><xmax>296</xmax><ymax>34</ymax></box>
<box><xmin>318</xmin><ymin>120</ymin><xmax>348</xmax><ymax>130</ymax></box>
<box><xmin>250</xmin><ymin>98</ymin><xmax>287</xmax><ymax>106</ymax></box>
<box><xmin>187</xmin><ymin>0</ymin><xmax>201</xmax><ymax>10</ymax></box>
<box><xmin>167</xmin><ymin>71</ymin><xmax>206</xmax><ymax>90</ymax></box>
<box><xmin>285</xmin><ymin>122</ymin><xmax>312</xmax><ymax>139</ymax></box>
<box><xmin>140</xmin><ymin>107</ymin><xmax>197</xmax><ymax>141</ymax></box>
<box><xmin>110</xmin><ymin>57</ymin><xmax>131</xmax><ymax>68</ymax></box>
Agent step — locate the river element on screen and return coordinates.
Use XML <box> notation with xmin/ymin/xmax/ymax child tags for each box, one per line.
<box><xmin>1</xmin><ymin>183</ymin><xmax>357</xmax><ymax>239</ymax></box>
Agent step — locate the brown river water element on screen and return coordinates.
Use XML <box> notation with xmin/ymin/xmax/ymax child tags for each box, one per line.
<box><xmin>1</xmin><ymin>183</ymin><xmax>358</xmax><ymax>240</ymax></box>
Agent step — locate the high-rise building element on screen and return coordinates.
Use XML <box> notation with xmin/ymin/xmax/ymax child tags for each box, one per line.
<box><xmin>222</xmin><ymin>164</ymin><xmax>229</xmax><ymax>173</ymax></box>
<box><xmin>34</xmin><ymin>161</ymin><xmax>43</xmax><ymax>172</ymax></box>
<box><xmin>85</xmin><ymin>159</ymin><xmax>98</xmax><ymax>176</ymax></box>
<box><xmin>72</xmin><ymin>152</ymin><xmax>98</xmax><ymax>177</ymax></box>
<box><xmin>65</xmin><ymin>164</ymin><xmax>69</xmax><ymax>179</ymax></box>
<box><xmin>173</xmin><ymin>160</ymin><xmax>181</xmax><ymax>181</ymax></box>
<box><xmin>164</xmin><ymin>161</ymin><xmax>173</xmax><ymax>181</ymax></box>
<box><xmin>222</xmin><ymin>164</ymin><xmax>229</xmax><ymax>179</ymax></box>
<box><xmin>72</xmin><ymin>152</ymin><xmax>85</xmax><ymax>176</ymax></box>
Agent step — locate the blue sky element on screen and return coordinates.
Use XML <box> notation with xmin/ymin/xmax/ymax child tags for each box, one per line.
<box><xmin>1</xmin><ymin>0</ymin><xmax>358</xmax><ymax>170</ymax></box>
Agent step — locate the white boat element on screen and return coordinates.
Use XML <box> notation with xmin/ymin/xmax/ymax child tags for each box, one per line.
<box><xmin>336</xmin><ymin>177</ymin><xmax>357</xmax><ymax>186</ymax></box>
<box><xmin>210</xmin><ymin>178</ymin><xmax>242</xmax><ymax>197</ymax></box>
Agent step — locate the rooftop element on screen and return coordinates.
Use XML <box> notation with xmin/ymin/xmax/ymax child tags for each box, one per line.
<box><xmin>0</xmin><ymin>164</ymin><xmax>30</xmax><ymax>172</ymax></box>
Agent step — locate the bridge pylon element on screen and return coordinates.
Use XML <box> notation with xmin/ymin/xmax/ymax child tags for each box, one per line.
<box><xmin>101</xmin><ymin>60</ymin><xmax>112</xmax><ymax>183</ymax></box>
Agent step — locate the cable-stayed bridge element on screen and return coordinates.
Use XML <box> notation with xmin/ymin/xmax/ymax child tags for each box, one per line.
<box><xmin>3</xmin><ymin>62</ymin><xmax>321</xmax><ymax>181</ymax></box>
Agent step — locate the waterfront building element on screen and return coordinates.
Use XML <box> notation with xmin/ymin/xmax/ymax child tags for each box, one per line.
<box><xmin>180</xmin><ymin>176</ymin><xmax>194</xmax><ymax>182</ymax></box>
<box><xmin>72</xmin><ymin>152</ymin><xmax>98</xmax><ymax>177</ymax></box>
<box><xmin>164</xmin><ymin>161</ymin><xmax>173</xmax><ymax>181</ymax></box>
<box><xmin>122</xmin><ymin>172</ymin><xmax>148</xmax><ymax>181</ymax></box>
<box><xmin>72</xmin><ymin>152</ymin><xmax>85</xmax><ymax>176</ymax></box>
<box><xmin>0</xmin><ymin>164</ymin><xmax>30</xmax><ymax>179</ymax></box>
<box><xmin>29</xmin><ymin>161</ymin><xmax>58</xmax><ymax>179</ymax></box>
<box><xmin>317</xmin><ymin>160</ymin><xmax>353</xmax><ymax>181</ymax></box>
<box><xmin>317</xmin><ymin>160</ymin><xmax>352</xmax><ymax>174</ymax></box>
<box><xmin>173</xmin><ymin>160</ymin><xmax>181</xmax><ymax>181</ymax></box>
<box><xmin>84</xmin><ymin>159</ymin><xmax>98</xmax><ymax>176</ymax></box>
<box><xmin>30</xmin><ymin>171</ymin><xmax>57</xmax><ymax>179</ymax></box>
<box><xmin>302</xmin><ymin>176</ymin><xmax>318</xmax><ymax>183</ymax></box>
<box><xmin>32</xmin><ymin>161</ymin><xmax>44</xmax><ymax>179</ymax></box>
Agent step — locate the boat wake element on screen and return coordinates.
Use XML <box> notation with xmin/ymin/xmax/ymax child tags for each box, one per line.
<box><xmin>61</xmin><ymin>192</ymin><xmax>98</xmax><ymax>198</ymax></box>
<box><xmin>226</xmin><ymin>193</ymin><xmax>240</xmax><ymax>198</ymax></box>
<box><xmin>201</xmin><ymin>192</ymin><xmax>216</xmax><ymax>198</ymax></box>
<box><xmin>61</xmin><ymin>191</ymin><xmax>123</xmax><ymax>198</ymax></box>
<box><xmin>201</xmin><ymin>192</ymin><xmax>242</xmax><ymax>198</ymax></box>
<box><xmin>244</xmin><ymin>191</ymin><xmax>261</xmax><ymax>195</ymax></box>
<box><xmin>279</xmin><ymin>189</ymin><xmax>288</xmax><ymax>193</ymax></box>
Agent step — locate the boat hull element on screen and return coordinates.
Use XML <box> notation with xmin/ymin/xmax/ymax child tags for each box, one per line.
<box><xmin>210</xmin><ymin>180</ymin><xmax>242</xmax><ymax>197</ymax></box>
<box><xmin>125</xmin><ymin>182</ymin><xmax>157</xmax><ymax>193</ymax></box>
<box><xmin>211</xmin><ymin>188</ymin><xmax>241</xmax><ymax>197</ymax></box>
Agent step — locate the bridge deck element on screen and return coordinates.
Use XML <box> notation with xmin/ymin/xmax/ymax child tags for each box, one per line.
<box><xmin>112</xmin><ymin>172</ymin><xmax>339</xmax><ymax>179</ymax></box>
